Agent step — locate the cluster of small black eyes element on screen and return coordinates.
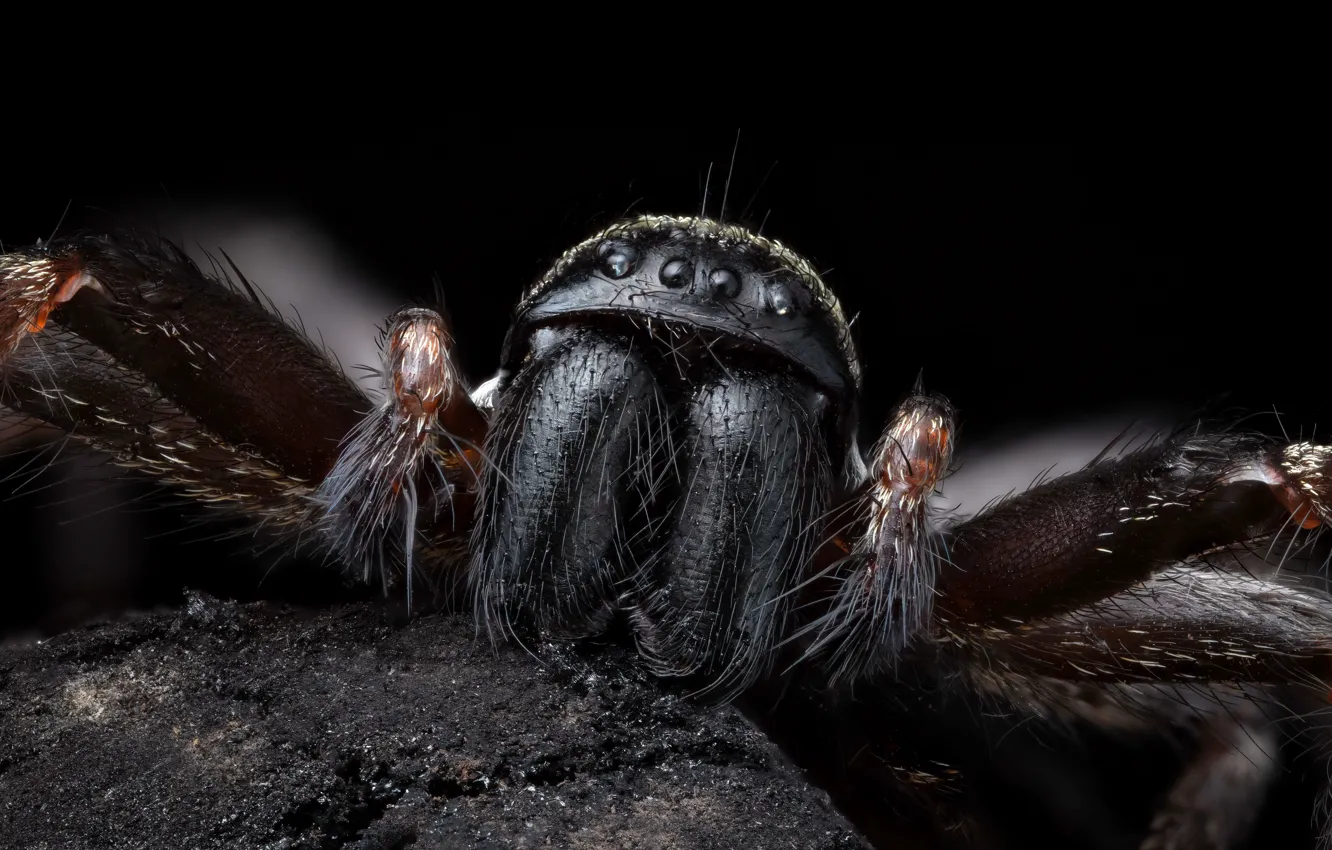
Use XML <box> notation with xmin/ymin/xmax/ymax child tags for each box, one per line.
<box><xmin>595</xmin><ymin>239</ymin><xmax>743</xmax><ymax>300</ymax></box>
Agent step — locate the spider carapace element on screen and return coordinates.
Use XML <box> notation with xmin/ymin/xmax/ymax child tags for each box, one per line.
<box><xmin>3</xmin><ymin>215</ymin><xmax>1331</xmax><ymax>849</ymax></box>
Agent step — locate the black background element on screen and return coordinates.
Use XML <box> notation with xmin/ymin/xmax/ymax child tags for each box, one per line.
<box><xmin>5</xmin><ymin>140</ymin><xmax>1322</xmax><ymax>431</ymax></box>
<box><xmin>0</xmin><ymin>139</ymin><xmax>1325</xmax><ymax>847</ymax></box>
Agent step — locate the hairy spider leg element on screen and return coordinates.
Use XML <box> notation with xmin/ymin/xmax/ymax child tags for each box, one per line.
<box><xmin>772</xmin><ymin>418</ymin><xmax>1332</xmax><ymax>848</ymax></box>
<box><xmin>930</xmin><ymin>433</ymin><xmax>1329</xmax><ymax>848</ymax></box>
<box><xmin>0</xmin><ymin>236</ymin><xmax>480</xmax><ymax>588</ymax></box>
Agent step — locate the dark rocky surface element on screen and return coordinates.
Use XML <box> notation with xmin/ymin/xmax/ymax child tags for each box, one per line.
<box><xmin>0</xmin><ymin>593</ymin><xmax>869</xmax><ymax>850</ymax></box>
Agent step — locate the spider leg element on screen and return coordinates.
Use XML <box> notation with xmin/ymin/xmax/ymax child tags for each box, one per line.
<box><xmin>940</xmin><ymin>556</ymin><xmax>1332</xmax><ymax>848</ymax></box>
<box><xmin>938</xmin><ymin>431</ymin><xmax>1330</xmax><ymax>626</ymax></box>
<box><xmin>0</xmin><ymin>235</ymin><xmax>485</xmax><ymax>593</ymax></box>
<box><xmin>792</xmin><ymin>400</ymin><xmax>1331</xmax><ymax>688</ymax></box>
<box><xmin>1140</xmin><ymin>705</ymin><xmax>1278</xmax><ymax>850</ymax></box>
<box><xmin>2</xmin><ymin>322</ymin><xmax>316</xmax><ymax>527</ymax></box>
<box><xmin>785</xmin><ymin>404</ymin><xmax>1332</xmax><ymax>846</ymax></box>
<box><xmin>913</xmin><ymin>429</ymin><xmax>1332</xmax><ymax>694</ymax></box>
<box><xmin>946</xmin><ymin>563</ymin><xmax>1331</xmax><ymax>689</ymax></box>
<box><xmin>926</xmin><ymin>435</ymin><xmax>1331</xmax><ymax>849</ymax></box>
<box><xmin>0</xmin><ymin>235</ymin><xmax>368</xmax><ymax>482</ymax></box>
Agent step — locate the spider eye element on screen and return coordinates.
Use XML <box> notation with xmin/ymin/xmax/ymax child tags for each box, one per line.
<box><xmin>766</xmin><ymin>287</ymin><xmax>794</xmax><ymax>316</ymax></box>
<box><xmin>660</xmin><ymin>258</ymin><xmax>693</xmax><ymax>289</ymax></box>
<box><xmin>596</xmin><ymin>240</ymin><xmax>639</xmax><ymax>279</ymax></box>
<box><xmin>708</xmin><ymin>268</ymin><xmax>741</xmax><ymax>299</ymax></box>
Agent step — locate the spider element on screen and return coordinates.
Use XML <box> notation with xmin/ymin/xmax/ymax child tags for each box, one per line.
<box><xmin>2</xmin><ymin>202</ymin><xmax>1330</xmax><ymax>850</ymax></box>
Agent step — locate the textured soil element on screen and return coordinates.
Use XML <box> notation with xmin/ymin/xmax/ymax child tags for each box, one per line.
<box><xmin>0</xmin><ymin>593</ymin><xmax>869</xmax><ymax>850</ymax></box>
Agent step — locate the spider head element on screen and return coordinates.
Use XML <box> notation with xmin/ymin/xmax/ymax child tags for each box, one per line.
<box><xmin>475</xmin><ymin>216</ymin><xmax>864</xmax><ymax>693</ymax></box>
<box><xmin>503</xmin><ymin>215</ymin><xmax>860</xmax><ymax>444</ymax></box>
